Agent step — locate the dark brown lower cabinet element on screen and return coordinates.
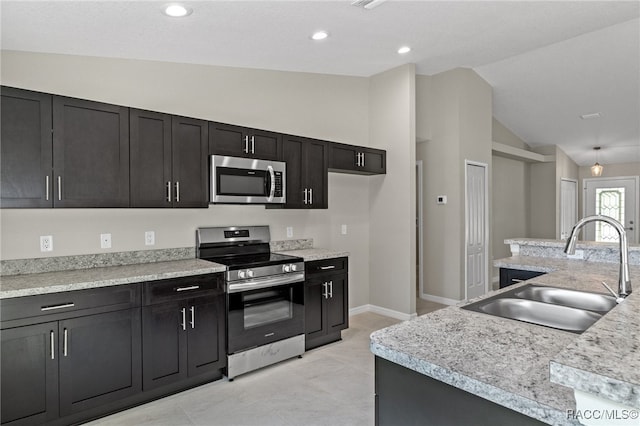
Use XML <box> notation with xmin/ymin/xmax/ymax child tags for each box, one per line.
<box><xmin>0</xmin><ymin>308</ymin><xmax>141</xmax><ymax>426</ymax></box>
<box><xmin>304</xmin><ymin>257</ymin><xmax>349</xmax><ymax>350</ymax></box>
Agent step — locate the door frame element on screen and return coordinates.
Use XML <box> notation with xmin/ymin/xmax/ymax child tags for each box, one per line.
<box><xmin>583</xmin><ymin>175</ymin><xmax>640</xmax><ymax>243</ymax></box>
<box><xmin>464</xmin><ymin>160</ymin><xmax>489</xmax><ymax>301</ymax></box>
<box><xmin>416</xmin><ymin>160</ymin><xmax>425</xmax><ymax>299</ymax></box>
<box><xmin>560</xmin><ymin>178</ymin><xmax>578</xmax><ymax>240</ymax></box>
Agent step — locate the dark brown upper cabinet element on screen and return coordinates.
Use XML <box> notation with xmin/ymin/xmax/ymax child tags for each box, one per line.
<box><xmin>1</xmin><ymin>87</ymin><xmax>53</xmax><ymax>208</ymax></box>
<box><xmin>209</xmin><ymin>122</ymin><xmax>281</xmax><ymax>161</ymax></box>
<box><xmin>52</xmin><ymin>96</ymin><xmax>130</xmax><ymax>207</ymax></box>
<box><xmin>328</xmin><ymin>143</ymin><xmax>386</xmax><ymax>175</ymax></box>
<box><xmin>130</xmin><ymin>110</ymin><xmax>208</xmax><ymax>208</ymax></box>
<box><xmin>282</xmin><ymin>135</ymin><xmax>328</xmax><ymax>209</ymax></box>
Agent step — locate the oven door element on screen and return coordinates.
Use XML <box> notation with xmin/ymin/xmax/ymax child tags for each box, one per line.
<box><xmin>227</xmin><ymin>280</ymin><xmax>304</xmax><ymax>354</ymax></box>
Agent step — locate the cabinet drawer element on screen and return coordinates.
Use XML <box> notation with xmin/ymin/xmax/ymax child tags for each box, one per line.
<box><xmin>305</xmin><ymin>257</ymin><xmax>348</xmax><ymax>276</ymax></box>
<box><xmin>0</xmin><ymin>284</ymin><xmax>141</xmax><ymax>324</ymax></box>
<box><xmin>143</xmin><ymin>273</ymin><xmax>224</xmax><ymax>305</ymax></box>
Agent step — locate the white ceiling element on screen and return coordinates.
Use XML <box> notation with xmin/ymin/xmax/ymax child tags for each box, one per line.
<box><xmin>2</xmin><ymin>0</ymin><xmax>639</xmax><ymax>166</ymax></box>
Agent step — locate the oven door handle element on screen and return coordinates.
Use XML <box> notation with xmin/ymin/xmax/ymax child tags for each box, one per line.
<box><xmin>228</xmin><ymin>272</ymin><xmax>305</xmax><ymax>293</ymax></box>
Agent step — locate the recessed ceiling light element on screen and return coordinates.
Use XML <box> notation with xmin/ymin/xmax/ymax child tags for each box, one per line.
<box><xmin>398</xmin><ymin>46</ymin><xmax>411</xmax><ymax>54</ymax></box>
<box><xmin>311</xmin><ymin>31</ymin><xmax>329</xmax><ymax>41</ymax></box>
<box><xmin>164</xmin><ymin>4</ymin><xmax>192</xmax><ymax>17</ymax></box>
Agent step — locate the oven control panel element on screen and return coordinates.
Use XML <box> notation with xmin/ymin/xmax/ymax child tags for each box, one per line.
<box><xmin>227</xmin><ymin>261</ymin><xmax>305</xmax><ymax>282</ymax></box>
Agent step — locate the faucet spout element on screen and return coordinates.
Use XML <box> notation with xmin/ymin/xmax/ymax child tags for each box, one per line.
<box><xmin>564</xmin><ymin>215</ymin><xmax>631</xmax><ymax>298</ymax></box>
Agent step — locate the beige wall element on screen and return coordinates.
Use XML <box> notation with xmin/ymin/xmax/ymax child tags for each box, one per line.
<box><xmin>417</xmin><ymin>69</ymin><xmax>492</xmax><ymax>302</ymax></box>
<box><xmin>0</xmin><ymin>50</ymin><xmax>378</xmax><ymax>310</ymax></box>
<box><xmin>368</xmin><ymin>64</ymin><xmax>416</xmax><ymax>315</ymax></box>
<box><xmin>554</xmin><ymin>146</ymin><xmax>579</xmax><ymax>237</ymax></box>
<box><xmin>529</xmin><ymin>146</ymin><xmax>557</xmax><ymax>238</ymax></box>
<box><xmin>492</xmin><ymin>118</ymin><xmax>530</xmax><ymax>150</ymax></box>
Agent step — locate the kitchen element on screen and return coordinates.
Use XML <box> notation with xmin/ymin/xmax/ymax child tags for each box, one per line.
<box><xmin>1</xmin><ymin>1</ymin><xmax>639</xmax><ymax>425</ymax></box>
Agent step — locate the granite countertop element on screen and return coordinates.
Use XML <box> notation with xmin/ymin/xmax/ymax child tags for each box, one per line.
<box><xmin>0</xmin><ymin>259</ymin><xmax>226</xmax><ymax>299</ymax></box>
<box><xmin>371</xmin><ymin>258</ymin><xmax>640</xmax><ymax>425</ymax></box>
<box><xmin>274</xmin><ymin>248</ymin><xmax>349</xmax><ymax>262</ymax></box>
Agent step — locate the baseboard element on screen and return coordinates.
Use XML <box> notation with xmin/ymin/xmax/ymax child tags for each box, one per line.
<box><xmin>349</xmin><ymin>304</ymin><xmax>416</xmax><ymax>321</ymax></box>
<box><xmin>419</xmin><ymin>293</ymin><xmax>460</xmax><ymax>306</ymax></box>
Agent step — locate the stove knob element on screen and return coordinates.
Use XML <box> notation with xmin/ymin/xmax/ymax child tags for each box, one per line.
<box><xmin>247</xmin><ymin>270</ymin><xmax>254</xmax><ymax>278</ymax></box>
<box><xmin>290</xmin><ymin>264</ymin><xmax>297</xmax><ymax>272</ymax></box>
<box><xmin>283</xmin><ymin>264</ymin><xmax>291</xmax><ymax>273</ymax></box>
<box><xmin>238</xmin><ymin>270</ymin><xmax>246</xmax><ymax>279</ymax></box>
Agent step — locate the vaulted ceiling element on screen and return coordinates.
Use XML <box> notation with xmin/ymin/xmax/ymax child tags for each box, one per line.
<box><xmin>2</xmin><ymin>1</ymin><xmax>638</xmax><ymax>165</ymax></box>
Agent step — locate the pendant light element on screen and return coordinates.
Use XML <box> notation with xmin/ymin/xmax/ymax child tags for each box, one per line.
<box><xmin>591</xmin><ymin>147</ymin><xmax>603</xmax><ymax>177</ymax></box>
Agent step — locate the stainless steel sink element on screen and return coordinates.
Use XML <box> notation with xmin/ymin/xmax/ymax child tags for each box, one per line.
<box><xmin>461</xmin><ymin>284</ymin><xmax>616</xmax><ymax>333</ymax></box>
<box><xmin>513</xmin><ymin>284</ymin><xmax>616</xmax><ymax>313</ymax></box>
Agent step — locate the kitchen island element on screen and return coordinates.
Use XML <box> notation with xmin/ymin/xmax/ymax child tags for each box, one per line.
<box><xmin>371</xmin><ymin>251</ymin><xmax>640</xmax><ymax>425</ymax></box>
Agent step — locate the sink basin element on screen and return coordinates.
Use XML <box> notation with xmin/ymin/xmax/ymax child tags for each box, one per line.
<box><xmin>461</xmin><ymin>284</ymin><xmax>616</xmax><ymax>333</ymax></box>
<box><xmin>464</xmin><ymin>298</ymin><xmax>602</xmax><ymax>333</ymax></box>
<box><xmin>513</xmin><ymin>284</ymin><xmax>616</xmax><ymax>313</ymax></box>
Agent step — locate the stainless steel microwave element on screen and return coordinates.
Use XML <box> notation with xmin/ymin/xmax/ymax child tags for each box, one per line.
<box><xmin>210</xmin><ymin>155</ymin><xmax>286</xmax><ymax>204</ymax></box>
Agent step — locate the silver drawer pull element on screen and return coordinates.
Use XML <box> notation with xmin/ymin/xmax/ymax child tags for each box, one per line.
<box><xmin>319</xmin><ymin>265</ymin><xmax>335</xmax><ymax>270</ymax></box>
<box><xmin>41</xmin><ymin>303</ymin><xmax>75</xmax><ymax>311</ymax></box>
<box><xmin>264</xmin><ymin>332</ymin><xmax>275</xmax><ymax>337</ymax></box>
<box><xmin>512</xmin><ymin>279</ymin><xmax>525</xmax><ymax>283</ymax></box>
<box><xmin>181</xmin><ymin>308</ymin><xmax>186</xmax><ymax>331</ymax></box>
<box><xmin>190</xmin><ymin>306</ymin><xmax>195</xmax><ymax>329</ymax></box>
<box><xmin>175</xmin><ymin>285</ymin><xmax>200</xmax><ymax>292</ymax></box>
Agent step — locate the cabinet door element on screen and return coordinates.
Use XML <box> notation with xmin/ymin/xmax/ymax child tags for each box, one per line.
<box><xmin>186</xmin><ymin>296</ymin><xmax>226</xmax><ymax>377</ymax></box>
<box><xmin>248</xmin><ymin>129</ymin><xmax>281</xmax><ymax>161</ymax></box>
<box><xmin>1</xmin><ymin>87</ymin><xmax>53</xmax><ymax>208</ymax></box>
<box><xmin>52</xmin><ymin>96</ymin><xmax>129</xmax><ymax>207</ymax></box>
<box><xmin>142</xmin><ymin>302</ymin><xmax>188</xmax><ymax>390</ymax></box>
<box><xmin>304</xmin><ymin>278</ymin><xmax>327</xmax><ymax>345</ymax></box>
<box><xmin>329</xmin><ymin>144</ymin><xmax>358</xmax><ymax>171</ymax></box>
<box><xmin>282</xmin><ymin>136</ymin><xmax>305</xmax><ymax>208</ymax></box>
<box><xmin>1</xmin><ymin>322</ymin><xmax>59</xmax><ymax>425</ymax></box>
<box><xmin>208</xmin><ymin>122</ymin><xmax>247</xmax><ymax>158</ymax></box>
<box><xmin>172</xmin><ymin>116</ymin><xmax>209</xmax><ymax>208</ymax></box>
<box><xmin>305</xmin><ymin>140</ymin><xmax>328</xmax><ymax>209</ymax></box>
<box><xmin>327</xmin><ymin>274</ymin><xmax>349</xmax><ymax>333</ymax></box>
<box><xmin>58</xmin><ymin>309</ymin><xmax>141</xmax><ymax>416</ymax></box>
<box><xmin>361</xmin><ymin>148</ymin><xmax>386</xmax><ymax>174</ymax></box>
<box><xmin>130</xmin><ymin>109</ymin><xmax>172</xmax><ymax>207</ymax></box>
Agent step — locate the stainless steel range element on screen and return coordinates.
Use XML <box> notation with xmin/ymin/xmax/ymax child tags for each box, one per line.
<box><xmin>196</xmin><ymin>226</ymin><xmax>305</xmax><ymax>380</ymax></box>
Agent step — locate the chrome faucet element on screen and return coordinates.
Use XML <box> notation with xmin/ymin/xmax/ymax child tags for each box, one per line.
<box><xmin>564</xmin><ymin>215</ymin><xmax>631</xmax><ymax>300</ymax></box>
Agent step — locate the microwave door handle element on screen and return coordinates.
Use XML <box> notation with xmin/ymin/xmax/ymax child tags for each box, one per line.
<box><xmin>267</xmin><ymin>165</ymin><xmax>275</xmax><ymax>201</ymax></box>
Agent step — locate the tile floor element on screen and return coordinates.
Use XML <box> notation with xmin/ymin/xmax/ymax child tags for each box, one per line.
<box><xmin>86</xmin><ymin>309</ymin><xmax>444</xmax><ymax>426</ymax></box>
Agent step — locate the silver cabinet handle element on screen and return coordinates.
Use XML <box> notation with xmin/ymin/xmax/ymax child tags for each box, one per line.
<box><xmin>251</xmin><ymin>135</ymin><xmax>255</xmax><ymax>154</ymax></box>
<box><xmin>329</xmin><ymin>280</ymin><xmax>333</xmax><ymax>298</ymax></box>
<box><xmin>303</xmin><ymin>188</ymin><xmax>308</xmax><ymax>204</ymax></box>
<box><xmin>50</xmin><ymin>331</ymin><xmax>55</xmax><ymax>360</ymax></box>
<box><xmin>190</xmin><ymin>306</ymin><xmax>195</xmax><ymax>329</ymax></box>
<box><xmin>356</xmin><ymin>153</ymin><xmax>360</xmax><ymax>167</ymax></box>
<box><xmin>166</xmin><ymin>181</ymin><xmax>172</xmax><ymax>202</ymax></box>
<box><xmin>176</xmin><ymin>285</ymin><xmax>200</xmax><ymax>292</ymax></box>
<box><xmin>180</xmin><ymin>308</ymin><xmax>187</xmax><ymax>331</ymax></box>
<box><xmin>244</xmin><ymin>135</ymin><xmax>249</xmax><ymax>153</ymax></box>
<box><xmin>322</xmin><ymin>282</ymin><xmax>328</xmax><ymax>299</ymax></box>
<box><xmin>41</xmin><ymin>302</ymin><xmax>75</xmax><ymax>311</ymax></box>
<box><xmin>45</xmin><ymin>176</ymin><xmax>50</xmax><ymax>201</ymax></box>
<box><xmin>362</xmin><ymin>152</ymin><xmax>365</xmax><ymax>167</ymax></box>
<box><xmin>512</xmin><ymin>279</ymin><xmax>525</xmax><ymax>283</ymax></box>
<box><xmin>63</xmin><ymin>328</ymin><xmax>68</xmax><ymax>357</ymax></box>
<box><xmin>175</xmin><ymin>181</ymin><xmax>180</xmax><ymax>203</ymax></box>
<box><xmin>57</xmin><ymin>176</ymin><xmax>62</xmax><ymax>201</ymax></box>
<box><xmin>319</xmin><ymin>265</ymin><xmax>335</xmax><ymax>270</ymax></box>
<box><xmin>309</xmin><ymin>188</ymin><xmax>313</xmax><ymax>205</ymax></box>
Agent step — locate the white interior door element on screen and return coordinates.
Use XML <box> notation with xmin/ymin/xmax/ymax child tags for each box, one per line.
<box><xmin>465</xmin><ymin>162</ymin><xmax>488</xmax><ymax>300</ymax></box>
<box><xmin>584</xmin><ymin>177</ymin><xmax>638</xmax><ymax>243</ymax></box>
<box><xmin>560</xmin><ymin>179</ymin><xmax>578</xmax><ymax>240</ymax></box>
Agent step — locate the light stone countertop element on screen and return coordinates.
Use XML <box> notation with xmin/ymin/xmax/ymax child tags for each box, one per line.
<box><xmin>0</xmin><ymin>259</ymin><xmax>226</xmax><ymax>299</ymax></box>
<box><xmin>274</xmin><ymin>248</ymin><xmax>349</xmax><ymax>262</ymax></box>
<box><xmin>371</xmin><ymin>258</ymin><xmax>640</xmax><ymax>425</ymax></box>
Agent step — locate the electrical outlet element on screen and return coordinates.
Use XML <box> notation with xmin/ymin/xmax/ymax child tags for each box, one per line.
<box><xmin>341</xmin><ymin>224</ymin><xmax>347</xmax><ymax>235</ymax></box>
<box><xmin>145</xmin><ymin>231</ymin><xmax>155</xmax><ymax>246</ymax></box>
<box><xmin>40</xmin><ymin>235</ymin><xmax>53</xmax><ymax>252</ymax></box>
<box><xmin>286</xmin><ymin>227</ymin><xmax>293</xmax><ymax>238</ymax></box>
<box><xmin>100</xmin><ymin>233</ymin><xmax>112</xmax><ymax>249</ymax></box>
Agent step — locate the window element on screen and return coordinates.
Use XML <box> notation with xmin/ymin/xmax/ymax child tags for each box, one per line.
<box><xmin>595</xmin><ymin>187</ymin><xmax>625</xmax><ymax>242</ymax></box>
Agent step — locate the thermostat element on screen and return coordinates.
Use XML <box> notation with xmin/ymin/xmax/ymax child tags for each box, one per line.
<box><xmin>437</xmin><ymin>195</ymin><xmax>447</xmax><ymax>205</ymax></box>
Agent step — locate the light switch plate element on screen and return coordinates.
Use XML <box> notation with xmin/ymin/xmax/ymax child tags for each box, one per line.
<box><xmin>286</xmin><ymin>227</ymin><xmax>293</xmax><ymax>238</ymax></box>
<box><xmin>341</xmin><ymin>224</ymin><xmax>347</xmax><ymax>235</ymax></box>
<box><xmin>145</xmin><ymin>231</ymin><xmax>155</xmax><ymax>246</ymax></box>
